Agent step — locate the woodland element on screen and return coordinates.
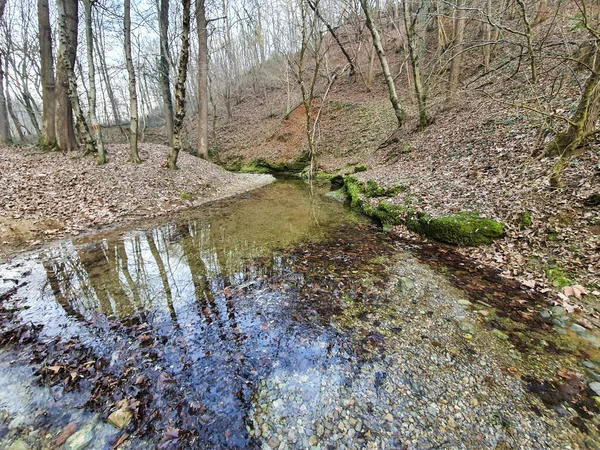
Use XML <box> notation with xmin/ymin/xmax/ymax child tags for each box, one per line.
<box><xmin>0</xmin><ymin>0</ymin><xmax>600</xmax><ymax>448</ymax></box>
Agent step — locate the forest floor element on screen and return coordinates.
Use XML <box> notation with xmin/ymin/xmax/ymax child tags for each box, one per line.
<box><xmin>0</xmin><ymin>143</ymin><xmax>274</xmax><ymax>258</ymax></box>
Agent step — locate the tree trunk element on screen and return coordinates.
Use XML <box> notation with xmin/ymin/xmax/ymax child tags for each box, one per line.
<box><xmin>124</xmin><ymin>0</ymin><xmax>141</xmax><ymax>163</ymax></box>
<box><xmin>546</xmin><ymin>51</ymin><xmax>600</xmax><ymax>186</ymax></box>
<box><xmin>196</xmin><ymin>0</ymin><xmax>209</xmax><ymax>158</ymax></box>
<box><xmin>0</xmin><ymin>0</ymin><xmax>10</xmax><ymax>145</ymax></box>
<box><xmin>6</xmin><ymin>87</ymin><xmax>25</xmax><ymax>141</ymax></box>
<box><xmin>0</xmin><ymin>52</ymin><xmax>10</xmax><ymax>145</ymax></box>
<box><xmin>166</xmin><ymin>0</ymin><xmax>191</xmax><ymax>169</ymax></box>
<box><xmin>159</xmin><ymin>0</ymin><xmax>174</xmax><ymax>146</ymax></box>
<box><xmin>403</xmin><ymin>0</ymin><xmax>428</xmax><ymax>131</ymax></box>
<box><xmin>516</xmin><ymin>0</ymin><xmax>536</xmax><ymax>84</ymax></box>
<box><xmin>360</xmin><ymin>0</ymin><xmax>405</xmax><ymax>128</ymax></box>
<box><xmin>482</xmin><ymin>0</ymin><xmax>492</xmax><ymax>73</ymax></box>
<box><xmin>94</xmin><ymin>23</ymin><xmax>121</xmax><ymax>125</ymax></box>
<box><xmin>55</xmin><ymin>0</ymin><xmax>78</xmax><ymax>151</ymax></box>
<box><xmin>84</xmin><ymin>0</ymin><xmax>106</xmax><ymax>164</ymax></box>
<box><xmin>448</xmin><ymin>0</ymin><xmax>466</xmax><ymax>102</ymax></box>
<box><xmin>37</xmin><ymin>0</ymin><xmax>56</xmax><ymax>148</ymax></box>
<box><xmin>307</xmin><ymin>0</ymin><xmax>355</xmax><ymax>77</ymax></box>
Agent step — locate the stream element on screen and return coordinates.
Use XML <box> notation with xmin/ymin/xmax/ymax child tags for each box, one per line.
<box><xmin>0</xmin><ymin>179</ymin><xmax>598</xmax><ymax>450</ymax></box>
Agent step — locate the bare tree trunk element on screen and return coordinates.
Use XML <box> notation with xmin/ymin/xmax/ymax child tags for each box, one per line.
<box><xmin>167</xmin><ymin>0</ymin><xmax>191</xmax><ymax>169</ymax></box>
<box><xmin>159</xmin><ymin>0</ymin><xmax>174</xmax><ymax>146</ymax></box>
<box><xmin>448</xmin><ymin>0</ymin><xmax>466</xmax><ymax>102</ymax></box>
<box><xmin>84</xmin><ymin>0</ymin><xmax>105</xmax><ymax>164</ymax></box>
<box><xmin>124</xmin><ymin>0</ymin><xmax>141</xmax><ymax>163</ymax></box>
<box><xmin>55</xmin><ymin>0</ymin><xmax>78</xmax><ymax>151</ymax></box>
<box><xmin>360</xmin><ymin>0</ymin><xmax>405</xmax><ymax>127</ymax></box>
<box><xmin>482</xmin><ymin>0</ymin><xmax>492</xmax><ymax>73</ymax></box>
<box><xmin>0</xmin><ymin>53</ymin><xmax>10</xmax><ymax>145</ymax></box>
<box><xmin>94</xmin><ymin>26</ymin><xmax>121</xmax><ymax>124</ymax></box>
<box><xmin>0</xmin><ymin>0</ymin><xmax>10</xmax><ymax>145</ymax></box>
<box><xmin>307</xmin><ymin>0</ymin><xmax>355</xmax><ymax>77</ymax></box>
<box><xmin>516</xmin><ymin>0</ymin><xmax>536</xmax><ymax>84</ymax></box>
<box><xmin>546</xmin><ymin>51</ymin><xmax>600</xmax><ymax>186</ymax></box>
<box><xmin>6</xmin><ymin>87</ymin><xmax>25</xmax><ymax>140</ymax></box>
<box><xmin>37</xmin><ymin>0</ymin><xmax>56</xmax><ymax>148</ymax></box>
<box><xmin>196</xmin><ymin>0</ymin><xmax>209</xmax><ymax>159</ymax></box>
<box><xmin>403</xmin><ymin>0</ymin><xmax>428</xmax><ymax>131</ymax></box>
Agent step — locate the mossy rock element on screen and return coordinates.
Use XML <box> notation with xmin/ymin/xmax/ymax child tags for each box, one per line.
<box><xmin>407</xmin><ymin>212</ymin><xmax>505</xmax><ymax>246</ymax></box>
<box><xmin>353</xmin><ymin>165</ymin><xmax>368</xmax><ymax>173</ymax></box>
<box><xmin>326</xmin><ymin>188</ymin><xmax>349</xmax><ymax>203</ymax></box>
<box><xmin>238</xmin><ymin>154</ymin><xmax>309</xmax><ymax>174</ymax></box>
<box><xmin>343</xmin><ymin>176</ymin><xmax>404</xmax><ymax>230</ymax></box>
<box><xmin>239</xmin><ymin>163</ymin><xmax>271</xmax><ymax>174</ymax></box>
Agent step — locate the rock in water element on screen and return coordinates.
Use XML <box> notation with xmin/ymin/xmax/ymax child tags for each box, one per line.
<box><xmin>107</xmin><ymin>406</ymin><xmax>133</xmax><ymax>429</ymax></box>
<box><xmin>590</xmin><ymin>382</ymin><xmax>600</xmax><ymax>396</ymax></box>
<box><xmin>396</xmin><ymin>277</ymin><xmax>415</xmax><ymax>292</ymax></box>
<box><xmin>65</xmin><ymin>423</ymin><xmax>95</xmax><ymax>450</ymax></box>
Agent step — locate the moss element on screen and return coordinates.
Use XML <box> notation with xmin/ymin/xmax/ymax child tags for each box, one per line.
<box><xmin>371</xmin><ymin>201</ymin><xmax>404</xmax><ymax>231</ymax></box>
<box><xmin>239</xmin><ymin>163</ymin><xmax>271</xmax><ymax>174</ymax></box>
<box><xmin>364</xmin><ymin>179</ymin><xmax>405</xmax><ymax>198</ymax></box>
<box><xmin>353</xmin><ymin>165</ymin><xmax>368</xmax><ymax>173</ymax></box>
<box><xmin>179</xmin><ymin>192</ymin><xmax>194</xmax><ymax>201</ymax></box>
<box><xmin>545</xmin><ymin>267</ymin><xmax>575</xmax><ymax>287</ymax></box>
<box><xmin>344</xmin><ymin>176</ymin><xmax>405</xmax><ymax>230</ymax></box>
<box><xmin>407</xmin><ymin>212</ymin><xmax>505</xmax><ymax>246</ymax></box>
<box><xmin>314</xmin><ymin>172</ymin><xmax>334</xmax><ymax>181</ymax></box>
<box><xmin>520</xmin><ymin>211</ymin><xmax>533</xmax><ymax>229</ymax></box>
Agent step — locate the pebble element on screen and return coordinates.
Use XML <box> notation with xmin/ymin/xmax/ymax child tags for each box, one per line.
<box><xmin>64</xmin><ymin>423</ymin><xmax>95</xmax><ymax>450</ymax></box>
<box><xmin>8</xmin><ymin>440</ymin><xmax>29</xmax><ymax>450</ymax></box>
<box><xmin>590</xmin><ymin>382</ymin><xmax>600</xmax><ymax>396</ymax></box>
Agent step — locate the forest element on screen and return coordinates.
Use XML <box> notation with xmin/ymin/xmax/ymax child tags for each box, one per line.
<box><xmin>0</xmin><ymin>0</ymin><xmax>600</xmax><ymax>449</ymax></box>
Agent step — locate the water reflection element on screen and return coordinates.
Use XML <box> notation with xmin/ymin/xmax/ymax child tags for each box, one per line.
<box><xmin>39</xmin><ymin>180</ymin><xmax>360</xmax><ymax>324</ymax></box>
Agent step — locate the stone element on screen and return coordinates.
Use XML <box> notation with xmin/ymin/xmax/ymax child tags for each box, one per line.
<box><xmin>590</xmin><ymin>382</ymin><xmax>600</xmax><ymax>396</ymax></box>
<box><xmin>550</xmin><ymin>306</ymin><xmax>566</xmax><ymax>316</ymax></box>
<box><xmin>268</xmin><ymin>437</ymin><xmax>280</xmax><ymax>449</ymax></box>
<box><xmin>308</xmin><ymin>435</ymin><xmax>318</xmax><ymax>446</ymax></box>
<box><xmin>107</xmin><ymin>406</ymin><xmax>132</xmax><ymax>429</ymax></box>
<box><xmin>539</xmin><ymin>309</ymin><xmax>551</xmax><ymax>320</ymax></box>
<box><xmin>384</xmin><ymin>413</ymin><xmax>394</xmax><ymax>422</ymax></box>
<box><xmin>458</xmin><ymin>321</ymin><xmax>476</xmax><ymax>334</ymax></box>
<box><xmin>65</xmin><ymin>423</ymin><xmax>95</xmax><ymax>450</ymax></box>
<box><xmin>396</xmin><ymin>277</ymin><xmax>415</xmax><ymax>292</ymax></box>
<box><xmin>457</xmin><ymin>299</ymin><xmax>472</xmax><ymax>306</ymax></box>
<box><xmin>491</xmin><ymin>329</ymin><xmax>509</xmax><ymax>341</ymax></box>
<box><xmin>8</xmin><ymin>440</ymin><xmax>29</xmax><ymax>450</ymax></box>
<box><xmin>570</xmin><ymin>324</ymin><xmax>587</xmax><ymax>334</ymax></box>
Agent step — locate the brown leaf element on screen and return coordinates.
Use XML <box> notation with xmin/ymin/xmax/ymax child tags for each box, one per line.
<box><xmin>55</xmin><ymin>422</ymin><xmax>77</xmax><ymax>446</ymax></box>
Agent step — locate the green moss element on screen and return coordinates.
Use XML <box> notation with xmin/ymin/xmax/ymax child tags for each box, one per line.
<box><xmin>353</xmin><ymin>165</ymin><xmax>368</xmax><ymax>173</ymax></box>
<box><xmin>179</xmin><ymin>192</ymin><xmax>193</xmax><ymax>201</ymax></box>
<box><xmin>239</xmin><ymin>163</ymin><xmax>271</xmax><ymax>174</ymax></box>
<box><xmin>371</xmin><ymin>201</ymin><xmax>404</xmax><ymax>231</ymax></box>
<box><xmin>364</xmin><ymin>179</ymin><xmax>405</xmax><ymax>198</ymax></box>
<box><xmin>520</xmin><ymin>211</ymin><xmax>533</xmax><ymax>229</ymax></box>
<box><xmin>545</xmin><ymin>267</ymin><xmax>574</xmax><ymax>287</ymax></box>
<box><xmin>344</xmin><ymin>176</ymin><xmax>405</xmax><ymax>230</ymax></box>
<box><xmin>407</xmin><ymin>212</ymin><xmax>505</xmax><ymax>246</ymax></box>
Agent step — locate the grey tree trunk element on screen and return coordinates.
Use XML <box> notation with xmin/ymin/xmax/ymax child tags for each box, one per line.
<box><xmin>546</xmin><ymin>51</ymin><xmax>600</xmax><ymax>186</ymax></box>
<box><xmin>94</xmin><ymin>30</ymin><xmax>121</xmax><ymax>125</ymax></box>
<box><xmin>37</xmin><ymin>0</ymin><xmax>56</xmax><ymax>148</ymax></box>
<box><xmin>448</xmin><ymin>0</ymin><xmax>466</xmax><ymax>102</ymax></box>
<box><xmin>0</xmin><ymin>0</ymin><xmax>10</xmax><ymax>145</ymax></box>
<box><xmin>55</xmin><ymin>0</ymin><xmax>78</xmax><ymax>151</ymax></box>
<box><xmin>159</xmin><ymin>0</ymin><xmax>174</xmax><ymax>146</ymax></box>
<box><xmin>403</xmin><ymin>0</ymin><xmax>428</xmax><ymax>131</ymax></box>
<box><xmin>124</xmin><ymin>0</ymin><xmax>141</xmax><ymax>163</ymax></box>
<box><xmin>360</xmin><ymin>0</ymin><xmax>405</xmax><ymax>127</ymax></box>
<box><xmin>84</xmin><ymin>0</ymin><xmax>105</xmax><ymax>164</ymax></box>
<box><xmin>167</xmin><ymin>0</ymin><xmax>191</xmax><ymax>169</ymax></box>
<box><xmin>196</xmin><ymin>0</ymin><xmax>209</xmax><ymax>158</ymax></box>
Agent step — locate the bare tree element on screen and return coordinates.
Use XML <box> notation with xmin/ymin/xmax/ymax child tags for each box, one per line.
<box><xmin>360</xmin><ymin>0</ymin><xmax>405</xmax><ymax>127</ymax></box>
<box><xmin>84</xmin><ymin>0</ymin><xmax>106</xmax><ymax>164</ymax></box>
<box><xmin>37</xmin><ymin>0</ymin><xmax>56</xmax><ymax>148</ymax></box>
<box><xmin>403</xmin><ymin>0</ymin><xmax>428</xmax><ymax>130</ymax></box>
<box><xmin>0</xmin><ymin>0</ymin><xmax>11</xmax><ymax>145</ymax></box>
<box><xmin>197</xmin><ymin>0</ymin><xmax>209</xmax><ymax>158</ymax></box>
<box><xmin>167</xmin><ymin>0</ymin><xmax>191</xmax><ymax>169</ymax></box>
<box><xmin>55</xmin><ymin>0</ymin><xmax>78</xmax><ymax>151</ymax></box>
<box><xmin>447</xmin><ymin>0</ymin><xmax>466</xmax><ymax>102</ymax></box>
<box><xmin>159</xmin><ymin>0</ymin><xmax>174</xmax><ymax>146</ymax></box>
<box><xmin>124</xmin><ymin>0</ymin><xmax>141</xmax><ymax>163</ymax></box>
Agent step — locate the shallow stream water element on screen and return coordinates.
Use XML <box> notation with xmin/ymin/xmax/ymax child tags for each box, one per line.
<box><xmin>0</xmin><ymin>179</ymin><xmax>598</xmax><ymax>449</ymax></box>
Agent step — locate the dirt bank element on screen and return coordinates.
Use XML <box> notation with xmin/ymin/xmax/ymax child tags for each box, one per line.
<box><xmin>0</xmin><ymin>143</ymin><xmax>274</xmax><ymax>258</ymax></box>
